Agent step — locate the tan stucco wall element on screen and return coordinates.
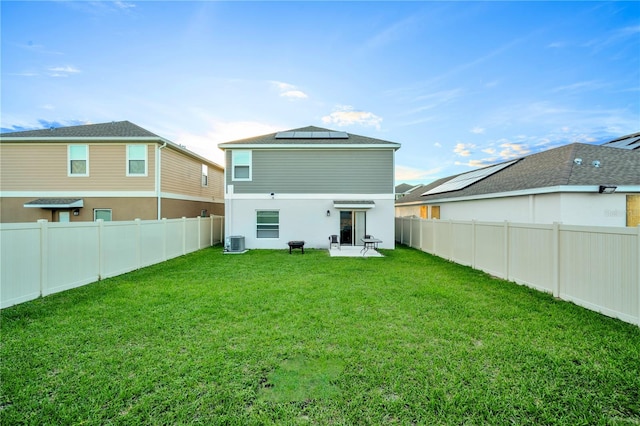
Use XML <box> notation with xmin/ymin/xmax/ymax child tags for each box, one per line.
<box><xmin>1</xmin><ymin>197</ymin><xmax>225</xmax><ymax>223</ymax></box>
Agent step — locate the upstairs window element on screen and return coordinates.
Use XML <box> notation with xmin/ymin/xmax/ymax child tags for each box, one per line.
<box><xmin>127</xmin><ymin>145</ymin><xmax>147</xmax><ymax>176</ymax></box>
<box><xmin>202</xmin><ymin>164</ymin><xmax>208</xmax><ymax>186</ymax></box>
<box><xmin>257</xmin><ymin>210</ymin><xmax>279</xmax><ymax>238</ymax></box>
<box><xmin>232</xmin><ymin>150</ymin><xmax>252</xmax><ymax>181</ymax></box>
<box><xmin>68</xmin><ymin>145</ymin><xmax>88</xmax><ymax>176</ymax></box>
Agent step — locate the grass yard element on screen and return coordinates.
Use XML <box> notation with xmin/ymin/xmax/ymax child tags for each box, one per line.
<box><xmin>1</xmin><ymin>245</ymin><xmax>639</xmax><ymax>425</ymax></box>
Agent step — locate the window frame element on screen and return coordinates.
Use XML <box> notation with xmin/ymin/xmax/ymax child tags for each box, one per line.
<box><xmin>232</xmin><ymin>150</ymin><xmax>252</xmax><ymax>181</ymax></box>
<box><xmin>94</xmin><ymin>208</ymin><xmax>112</xmax><ymax>221</ymax></box>
<box><xmin>256</xmin><ymin>210</ymin><xmax>279</xmax><ymax>239</ymax></box>
<box><xmin>202</xmin><ymin>164</ymin><xmax>209</xmax><ymax>187</ymax></box>
<box><xmin>68</xmin><ymin>145</ymin><xmax>89</xmax><ymax>177</ymax></box>
<box><xmin>126</xmin><ymin>144</ymin><xmax>148</xmax><ymax>177</ymax></box>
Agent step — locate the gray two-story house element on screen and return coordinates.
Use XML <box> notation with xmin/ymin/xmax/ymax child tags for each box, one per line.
<box><xmin>218</xmin><ymin>126</ymin><xmax>401</xmax><ymax>249</ymax></box>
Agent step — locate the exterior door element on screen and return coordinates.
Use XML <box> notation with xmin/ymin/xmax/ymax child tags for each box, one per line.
<box><xmin>339</xmin><ymin>210</ymin><xmax>367</xmax><ymax>246</ymax></box>
<box><xmin>58</xmin><ymin>211</ymin><xmax>70</xmax><ymax>222</ymax></box>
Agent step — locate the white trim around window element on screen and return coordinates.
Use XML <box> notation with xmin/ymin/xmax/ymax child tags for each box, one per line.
<box><xmin>256</xmin><ymin>210</ymin><xmax>279</xmax><ymax>238</ymax></box>
<box><xmin>68</xmin><ymin>145</ymin><xmax>89</xmax><ymax>176</ymax></box>
<box><xmin>232</xmin><ymin>150</ymin><xmax>252</xmax><ymax>181</ymax></box>
<box><xmin>94</xmin><ymin>208</ymin><xmax>112</xmax><ymax>221</ymax></box>
<box><xmin>126</xmin><ymin>144</ymin><xmax>148</xmax><ymax>176</ymax></box>
<box><xmin>202</xmin><ymin>164</ymin><xmax>208</xmax><ymax>187</ymax></box>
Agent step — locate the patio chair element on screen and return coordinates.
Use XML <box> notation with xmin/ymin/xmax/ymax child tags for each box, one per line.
<box><xmin>329</xmin><ymin>234</ymin><xmax>340</xmax><ymax>250</ymax></box>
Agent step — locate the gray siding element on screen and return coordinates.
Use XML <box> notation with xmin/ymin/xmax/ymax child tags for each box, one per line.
<box><xmin>226</xmin><ymin>149</ymin><xmax>394</xmax><ymax>194</ymax></box>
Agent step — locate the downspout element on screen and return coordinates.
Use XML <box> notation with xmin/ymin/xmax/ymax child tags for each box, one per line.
<box><xmin>156</xmin><ymin>141</ymin><xmax>167</xmax><ymax>220</ymax></box>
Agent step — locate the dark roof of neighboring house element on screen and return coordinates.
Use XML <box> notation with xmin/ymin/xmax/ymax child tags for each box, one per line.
<box><xmin>601</xmin><ymin>131</ymin><xmax>640</xmax><ymax>150</ymax></box>
<box><xmin>0</xmin><ymin>120</ymin><xmax>162</xmax><ymax>139</ymax></box>
<box><xmin>218</xmin><ymin>125</ymin><xmax>401</xmax><ymax>149</ymax></box>
<box><xmin>395</xmin><ymin>183</ymin><xmax>415</xmax><ymax>194</ymax></box>
<box><xmin>396</xmin><ymin>142</ymin><xmax>640</xmax><ymax>205</ymax></box>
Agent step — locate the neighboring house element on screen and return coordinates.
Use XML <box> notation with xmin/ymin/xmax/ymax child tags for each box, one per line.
<box><xmin>218</xmin><ymin>125</ymin><xmax>401</xmax><ymax>249</ymax></box>
<box><xmin>395</xmin><ymin>138</ymin><xmax>640</xmax><ymax>227</ymax></box>
<box><xmin>394</xmin><ymin>183</ymin><xmax>419</xmax><ymax>200</ymax></box>
<box><xmin>0</xmin><ymin>121</ymin><xmax>224</xmax><ymax>223</ymax></box>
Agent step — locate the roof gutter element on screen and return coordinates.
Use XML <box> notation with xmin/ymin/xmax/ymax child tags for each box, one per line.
<box><xmin>397</xmin><ymin>185</ymin><xmax>640</xmax><ymax>205</ymax></box>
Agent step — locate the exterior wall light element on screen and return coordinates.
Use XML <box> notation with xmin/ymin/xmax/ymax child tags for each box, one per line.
<box><xmin>599</xmin><ymin>185</ymin><xmax>617</xmax><ymax>194</ymax></box>
<box><xmin>326</xmin><ymin>210</ymin><xmax>331</xmax><ymax>217</ymax></box>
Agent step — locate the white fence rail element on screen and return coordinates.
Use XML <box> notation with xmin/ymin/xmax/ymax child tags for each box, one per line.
<box><xmin>1</xmin><ymin>216</ymin><xmax>225</xmax><ymax>309</ymax></box>
<box><xmin>396</xmin><ymin>217</ymin><xmax>640</xmax><ymax>327</ymax></box>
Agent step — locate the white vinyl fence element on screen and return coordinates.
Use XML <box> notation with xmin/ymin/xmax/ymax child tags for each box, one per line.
<box><xmin>396</xmin><ymin>217</ymin><xmax>640</xmax><ymax>327</ymax></box>
<box><xmin>1</xmin><ymin>216</ymin><xmax>224</xmax><ymax>309</ymax></box>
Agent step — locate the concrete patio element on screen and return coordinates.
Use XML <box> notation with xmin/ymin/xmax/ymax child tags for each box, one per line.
<box><xmin>328</xmin><ymin>246</ymin><xmax>383</xmax><ymax>257</ymax></box>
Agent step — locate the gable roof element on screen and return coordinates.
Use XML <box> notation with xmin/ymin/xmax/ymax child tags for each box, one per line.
<box><xmin>218</xmin><ymin>125</ymin><xmax>401</xmax><ymax>150</ymax></box>
<box><xmin>0</xmin><ymin>120</ymin><xmax>223</xmax><ymax>170</ymax></box>
<box><xmin>396</xmin><ymin>142</ymin><xmax>640</xmax><ymax>205</ymax></box>
<box><xmin>0</xmin><ymin>120</ymin><xmax>162</xmax><ymax>139</ymax></box>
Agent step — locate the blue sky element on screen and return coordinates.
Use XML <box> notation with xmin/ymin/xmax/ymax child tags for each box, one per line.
<box><xmin>2</xmin><ymin>1</ymin><xmax>639</xmax><ymax>185</ymax></box>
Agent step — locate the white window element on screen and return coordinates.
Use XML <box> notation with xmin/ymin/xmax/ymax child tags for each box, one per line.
<box><xmin>257</xmin><ymin>210</ymin><xmax>279</xmax><ymax>238</ymax></box>
<box><xmin>232</xmin><ymin>150</ymin><xmax>251</xmax><ymax>181</ymax></box>
<box><xmin>127</xmin><ymin>145</ymin><xmax>147</xmax><ymax>176</ymax></box>
<box><xmin>202</xmin><ymin>164</ymin><xmax>208</xmax><ymax>186</ymax></box>
<box><xmin>94</xmin><ymin>209</ymin><xmax>112</xmax><ymax>221</ymax></box>
<box><xmin>68</xmin><ymin>145</ymin><xmax>88</xmax><ymax>176</ymax></box>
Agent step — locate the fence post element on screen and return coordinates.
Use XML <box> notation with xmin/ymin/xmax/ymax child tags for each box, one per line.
<box><xmin>135</xmin><ymin>218</ymin><xmax>142</xmax><ymax>270</ymax></box>
<box><xmin>162</xmin><ymin>218</ymin><xmax>168</xmax><ymax>261</ymax></box>
<box><xmin>552</xmin><ymin>222</ymin><xmax>560</xmax><ymax>298</ymax></box>
<box><xmin>471</xmin><ymin>220</ymin><xmax>476</xmax><ymax>269</ymax></box>
<box><xmin>209</xmin><ymin>214</ymin><xmax>214</xmax><ymax>246</ymax></box>
<box><xmin>197</xmin><ymin>216</ymin><xmax>202</xmax><ymax>249</ymax></box>
<box><xmin>637</xmin><ymin>225</ymin><xmax>640</xmax><ymax>327</ymax></box>
<box><xmin>38</xmin><ymin>219</ymin><xmax>48</xmax><ymax>297</ymax></box>
<box><xmin>97</xmin><ymin>219</ymin><xmax>104</xmax><ymax>280</ymax></box>
<box><xmin>182</xmin><ymin>217</ymin><xmax>187</xmax><ymax>255</ymax></box>
<box><xmin>504</xmin><ymin>220</ymin><xmax>510</xmax><ymax>280</ymax></box>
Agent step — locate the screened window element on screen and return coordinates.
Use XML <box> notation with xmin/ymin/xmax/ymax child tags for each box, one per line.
<box><xmin>94</xmin><ymin>209</ymin><xmax>112</xmax><ymax>221</ymax></box>
<box><xmin>127</xmin><ymin>145</ymin><xmax>147</xmax><ymax>176</ymax></box>
<box><xmin>232</xmin><ymin>150</ymin><xmax>251</xmax><ymax>181</ymax></box>
<box><xmin>68</xmin><ymin>145</ymin><xmax>88</xmax><ymax>176</ymax></box>
<box><xmin>257</xmin><ymin>210</ymin><xmax>279</xmax><ymax>238</ymax></box>
<box><xmin>202</xmin><ymin>164</ymin><xmax>208</xmax><ymax>186</ymax></box>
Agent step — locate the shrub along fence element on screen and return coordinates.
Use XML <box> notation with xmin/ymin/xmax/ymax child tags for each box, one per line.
<box><xmin>1</xmin><ymin>216</ymin><xmax>224</xmax><ymax>309</ymax></box>
<box><xmin>396</xmin><ymin>217</ymin><xmax>640</xmax><ymax>327</ymax></box>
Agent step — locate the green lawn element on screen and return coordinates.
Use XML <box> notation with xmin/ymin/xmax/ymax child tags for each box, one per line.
<box><xmin>2</xmin><ymin>245</ymin><xmax>639</xmax><ymax>425</ymax></box>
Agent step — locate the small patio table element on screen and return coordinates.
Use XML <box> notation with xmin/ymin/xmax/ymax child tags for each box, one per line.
<box><xmin>360</xmin><ymin>238</ymin><xmax>382</xmax><ymax>255</ymax></box>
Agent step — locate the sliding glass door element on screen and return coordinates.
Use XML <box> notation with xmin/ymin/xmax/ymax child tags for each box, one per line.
<box><xmin>339</xmin><ymin>210</ymin><xmax>366</xmax><ymax>246</ymax></box>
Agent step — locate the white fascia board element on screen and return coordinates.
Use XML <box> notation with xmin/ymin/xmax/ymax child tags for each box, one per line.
<box><xmin>420</xmin><ymin>185</ymin><xmax>640</xmax><ymax>203</ymax></box>
<box><xmin>225</xmin><ymin>193</ymin><xmax>396</xmax><ymax>200</ymax></box>
<box><xmin>160</xmin><ymin>192</ymin><xmax>224</xmax><ymax>203</ymax></box>
<box><xmin>0</xmin><ymin>136</ymin><xmax>164</xmax><ymax>142</ymax></box>
<box><xmin>218</xmin><ymin>143</ymin><xmax>401</xmax><ymax>150</ymax></box>
<box><xmin>1</xmin><ymin>191</ymin><xmax>157</xmax><ymax>198</ymax></box>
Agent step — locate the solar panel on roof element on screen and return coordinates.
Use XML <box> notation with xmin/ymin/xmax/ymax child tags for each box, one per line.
<box><xmin>423</xmin><ymin>159</ymin><xmax>519</xmax><ymax>196</ymax></box>
<box><xmin>275</xmin><ymin>131</ymin><xmax>349</xmax><ymax>139</ymax></box>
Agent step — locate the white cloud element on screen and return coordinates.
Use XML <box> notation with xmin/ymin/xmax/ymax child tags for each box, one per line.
<box><xmin>471</xmin><ymin>127</ymin><xmax>485</xmax><ymax>134</ymax></box>
<box><xmin>453</xmin><ymin>142</ymin><xmax>475</xmax><ymax>157</ymax></box>
<box><xmin>48</xmin><ymin>66</ymin><xmax>81</xmax><ymax>73</ymax></box>
<box><xmin>321</xmin><ymin>105</ymin><xmax>382</xmax><ymax>129</ymax></box>
<box><xmin>499</xmin><ymin>141</ymin><xmax>530</xmax><ymax>159</ymax></box>
<box><xmin>173</xmin><ymin>120</ymin><xmax>283</xmax><ymax>166</ymax></box>
<box><xmin>395</xmin><ymin>164</ymin><xmax>442</xmax><ymax>183</ymax></box>
<box><xmin>280</xmin><ymin>90</ymin><xmax>308</xmax><ymax>99</ymax></box>
<box><xmin>434</xmin><ymin>142</ymin><xmax>442</xmax><ymax>148</ymax></box>
<box><xmin>271</xmin><ymin>81</ymin><xmax>308</xmax><ymax>100</ymax></box>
